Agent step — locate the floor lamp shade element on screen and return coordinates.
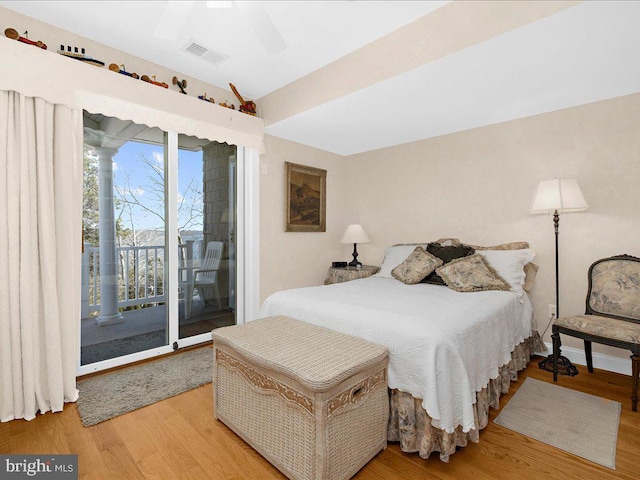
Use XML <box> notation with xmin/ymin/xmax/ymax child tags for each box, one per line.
<box><xmin>341</xmin><ymin>224</ymin><xmax>370</xmax><ymax>267</ymax></box>
<box><xmin>530</xmin><ymin>178</ymin><xmax>588</xmax><ymax>214</ymax></box>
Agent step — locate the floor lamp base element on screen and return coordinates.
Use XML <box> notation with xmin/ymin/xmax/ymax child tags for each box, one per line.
<box><xmin>538</xmin><ymin>354</ymin><xmax>579</xmax><ymax>376</ymax></box>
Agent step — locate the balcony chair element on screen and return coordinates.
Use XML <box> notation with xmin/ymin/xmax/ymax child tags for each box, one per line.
<box><xmin>552</xmin><ymin>254</ymin><xmax>640</xmax><ymax>411</ymax></box>
<box><xmin>180</xmin><ymin>241</ymin><xmax>223</xmax><ymax>319</ymax></box>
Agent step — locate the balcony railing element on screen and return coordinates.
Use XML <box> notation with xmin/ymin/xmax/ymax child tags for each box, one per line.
<box><xmin>81</xmin><ymin>241</ymin><xmax>197</xmax><ymax>319</ymax></box>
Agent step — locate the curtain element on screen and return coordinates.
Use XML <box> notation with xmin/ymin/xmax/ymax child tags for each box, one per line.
<box><xmin>0</xmin><ymin>91</ymin><xmax>83</xmax><ymax>421</ymax></box>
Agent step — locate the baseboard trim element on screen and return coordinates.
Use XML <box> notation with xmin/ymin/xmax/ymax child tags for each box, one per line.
<box><xmin>538</xmin><ymin>343</ymin><xmax>631</xmax><ymax>376</ymax></box>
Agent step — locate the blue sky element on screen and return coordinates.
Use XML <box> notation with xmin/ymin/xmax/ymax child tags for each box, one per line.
<box><xmin>112</xmin><ymin>141</ymin><xmax>204</xmax><ymax>232</ymax></box>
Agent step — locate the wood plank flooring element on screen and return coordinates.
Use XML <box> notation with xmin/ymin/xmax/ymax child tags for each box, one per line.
<box><xmin>1</xmin><ymin>356</ymin><xmax>639</xmax><ymax>480</ymax></box>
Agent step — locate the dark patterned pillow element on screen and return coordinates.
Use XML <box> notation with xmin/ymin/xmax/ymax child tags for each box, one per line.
<box><xmin>421</xmin><ymin>243</ymin><xmax>475</xmax><ymax>285</ymax></box>
<box><xmin>436</xmin><ymin>254</ymin><xmax>510</xmax><ymax>292</ymax></box>
<box><xmin>392</xmin><ymin>247</ymin><xmax>443</xmax><ymax>285</ymax></box>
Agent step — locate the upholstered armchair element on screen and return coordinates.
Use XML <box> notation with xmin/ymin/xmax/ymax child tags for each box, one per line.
<box><xmin>552</xmin><ymin>254</ymin><xmax>640</xmax><ymax>411</ymax></box>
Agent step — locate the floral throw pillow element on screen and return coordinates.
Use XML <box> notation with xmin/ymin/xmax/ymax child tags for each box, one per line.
<box><xmin>436</xmin><ymin>254</ymin><xmax>510</xmax><ymax>293</ymax></box>
<box><xmin>392</xmin><ymin>246</ymin><xmax>443</xmax><ymax>285</ymax></box>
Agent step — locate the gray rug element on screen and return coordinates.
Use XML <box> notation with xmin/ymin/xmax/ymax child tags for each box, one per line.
<box><xmin>494</xmin><ymin>377</ymin><xmax>621</xmax><ymax>469</ymax></box>
<box><xmin>77</xmin><ymin>347</ymin><xmax>213</xmax><ymax>427</ymax></box>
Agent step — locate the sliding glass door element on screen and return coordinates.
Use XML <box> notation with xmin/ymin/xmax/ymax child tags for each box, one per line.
<box><xmin>80</xmin><ymin>112</ymin><xmax>238</xmax><ymax>373</ymax></box>
<box><xmin>176</xmin><ymin>134</ymin><xmax>236</xmax><ymax>339</ymax></box>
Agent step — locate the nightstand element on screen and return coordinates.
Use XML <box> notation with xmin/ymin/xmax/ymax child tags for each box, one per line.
<box><xmin>324</xmin><ymin>265</ymin><xmax>380</xmax><ymax>285</ymax></box>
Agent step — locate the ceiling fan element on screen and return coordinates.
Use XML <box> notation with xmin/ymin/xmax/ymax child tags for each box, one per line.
<box><xmin>154</xmin><ymin>1</ymin><xmax>287</xmax><ymax>55</ymax></box>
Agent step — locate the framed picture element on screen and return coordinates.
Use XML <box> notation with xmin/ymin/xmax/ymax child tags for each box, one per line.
<box><xmin>285</xmin><ymin>161</ymin><xmax>326</xmax><ymax>232</ymax></box>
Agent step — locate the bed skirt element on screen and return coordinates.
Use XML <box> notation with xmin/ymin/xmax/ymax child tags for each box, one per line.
<box><xmin>387</xmin><ymin>333</ymin><xmax>545</xmax><ymax>462</ymax></box>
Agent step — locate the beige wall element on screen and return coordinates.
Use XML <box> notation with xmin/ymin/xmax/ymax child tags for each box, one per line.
<box><xmin>259</xmin><ymin>135</ymin><xmax>348</xmax><ymax>301</ymax></box>
<box><xmin>343</xmin><ymin>93</ymin><xmax>640</xmax><ymax>360</ymax></box>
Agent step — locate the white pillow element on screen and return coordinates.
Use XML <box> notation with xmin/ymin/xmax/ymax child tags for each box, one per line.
<box><xmin>375</xmin><ymin>245</ymin><xmax>428</xmax><ymax>278</ymax></box>
<box><xmin>477</xmin><ymin>249</ymin><xmax>536</xmax><ymax>296</ymax></box>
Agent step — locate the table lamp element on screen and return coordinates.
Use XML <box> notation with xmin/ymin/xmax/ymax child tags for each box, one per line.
<box><xmin>340</xmin><ymin>224</ymin><xmax>370</xmax><ymax>268</ymax></box>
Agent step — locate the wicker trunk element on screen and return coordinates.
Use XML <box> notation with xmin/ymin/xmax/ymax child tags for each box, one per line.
<box><xmin>212</xmin><ymin>316</ymin><xmax>389</xmax><ymax>480</ymax></box>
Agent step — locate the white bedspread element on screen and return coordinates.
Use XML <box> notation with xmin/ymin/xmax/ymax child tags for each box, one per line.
<box><xmin>259</xmin><ymin>276</ymin><xmax>534</xmax><ymax>434</ymax></box>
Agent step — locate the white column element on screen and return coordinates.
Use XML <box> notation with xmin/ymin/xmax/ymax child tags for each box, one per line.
<box><xmin>95</xmin><ymin>146</ymin><xmax>124</xmax><ymax>326</ymax></box>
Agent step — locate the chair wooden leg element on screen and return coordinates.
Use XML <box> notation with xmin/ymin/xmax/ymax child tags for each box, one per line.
<box><xmin>552</xmin><ymin>328</ymin><xmax>561</xmax><ymax>382</ymax></box>
<box><xmin>584</xmin><ymin>340</ymin><xmax>594</xmax><ymax>373</ymax></box>
<box><xmin>632</xmin><ymin>353</ymin><xmax>639</xmax><ymax>412</ymax></box>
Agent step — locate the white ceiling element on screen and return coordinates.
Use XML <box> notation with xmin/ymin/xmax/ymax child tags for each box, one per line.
<box><xmin>267</xmin><ymin>1</ymin><xmax>640</xmax><ymax>155</ymax></box>
<box><xmin>0</xmin><ymin>0</ymin><xmax>447</xmax><ymax>99</ymax></box>
<box><xmin>3</xmin><ymin>1</ymin><xmax>640</xmax><ymax>156</ymax></box>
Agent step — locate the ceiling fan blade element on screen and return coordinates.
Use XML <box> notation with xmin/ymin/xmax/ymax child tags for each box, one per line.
<box><xmin>154</xmin><ymin>0</ymin><xmax>195</xmax><ymax>40</ymax></box>
<box><xmin>236</xmin><ymin>2</ymin><xmax>286</xmax><ymax>55</ymax></box>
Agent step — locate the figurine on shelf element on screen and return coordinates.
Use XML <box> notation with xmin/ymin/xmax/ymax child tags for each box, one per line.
<box><xmin>58</xmin><ymin>45</ymin><xmax>105</xmax><ymax>67</ymax></box>
<box><xmin>109</xmin><ymin>63</ymin><xmax>139</xmax><ymax>79</ymax></box>
<box><xmin>172</xmin><ymin>76</ymin><xmax>187</xmax><ymax>94</ymax></box>
<box><xmin>219</xmin><ymin>101</ymin><xmax>236</xmax><ymax>110</ymax></box>
<box><xmin>4</xmin><ymin>28</ymin><xmax>47</xmax><ymax>49</ymax></box>
<box><xmin>141</xmin><ymin>75</ymin><xmax>169</xmax><ymax>88</ymax></box>
<box><xmin>198</xmin><ymin>93</ymin><xmax>215</xmax><ymax>104</ymax></box>
<box><xmin>230</xmin><ymin>83</ymin><xmax>257</xmax><ymax>116</ymax></box>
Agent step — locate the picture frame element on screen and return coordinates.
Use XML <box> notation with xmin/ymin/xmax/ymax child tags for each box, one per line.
<box><xmin>285</xmin><ymin>161</ymin><xmax>326</xmax><ymax>232</ymax></box>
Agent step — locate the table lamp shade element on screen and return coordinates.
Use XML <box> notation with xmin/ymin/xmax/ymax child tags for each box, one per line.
<box><xmin>340</xmin><ymin>225</ymin><xmax>370</xmax><ymax>244</ymax></box>
<box><xmin>530</xmin><ymin>178</ymin><xmax>588</xmax><ymax>214</ymax></box>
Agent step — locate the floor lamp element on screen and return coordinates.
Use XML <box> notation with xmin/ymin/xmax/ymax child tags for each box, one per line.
<box><xmin>530</xmin><ymin>178</ymin><xmax>588</xmax><ymax>375</ymax></box>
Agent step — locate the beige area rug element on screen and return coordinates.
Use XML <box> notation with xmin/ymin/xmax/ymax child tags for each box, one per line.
<box><xmin>77</xmin><ymin>347</ymin><xmax>213</xmax><ymax>427</ymax></box>
<box><xmin>494</xmin><ymin>377</ymin><xmax>621</xmax><ymax>469</ymax></box>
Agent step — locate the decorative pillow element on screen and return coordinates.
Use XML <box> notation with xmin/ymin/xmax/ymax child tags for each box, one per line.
<box><xmin>436</xmin><ymin>254</ymin><xmax>510</xmax><ymax>293</ymax></box>
<box><xmin>421</xmin><ymin>243</ymin><xmax>475</xmax><ymax>285</ymax></box>
<box><xmin>375</xmin><ymin>245</ymin><xmax>428</xmax><ymax>278</ymax></box>
<box><xmin>465</xmin><ymin>241</ymin><xmax>530</xmax><ymax>251</ymax></box>
<box><xmin>477</xmin><ymin>249</ymin><xmax>536</xmax><ymax>296</ymax></box>
<box><xmin>391</xmin><ymin>247</ymin><xmax>443</xmax><ymax>285</ymax></box>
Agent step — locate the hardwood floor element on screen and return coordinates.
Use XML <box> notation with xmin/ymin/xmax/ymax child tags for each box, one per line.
<box><xmin>1</xmin><ymin>356</ymin><xmax>638</xmax><ymax>480</ymax></box>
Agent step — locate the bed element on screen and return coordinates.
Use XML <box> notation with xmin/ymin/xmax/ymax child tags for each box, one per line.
<box><xmin>259</xmin><ymin>242</ymin><xmax>544</xmax><ymax>462</ymax></box>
